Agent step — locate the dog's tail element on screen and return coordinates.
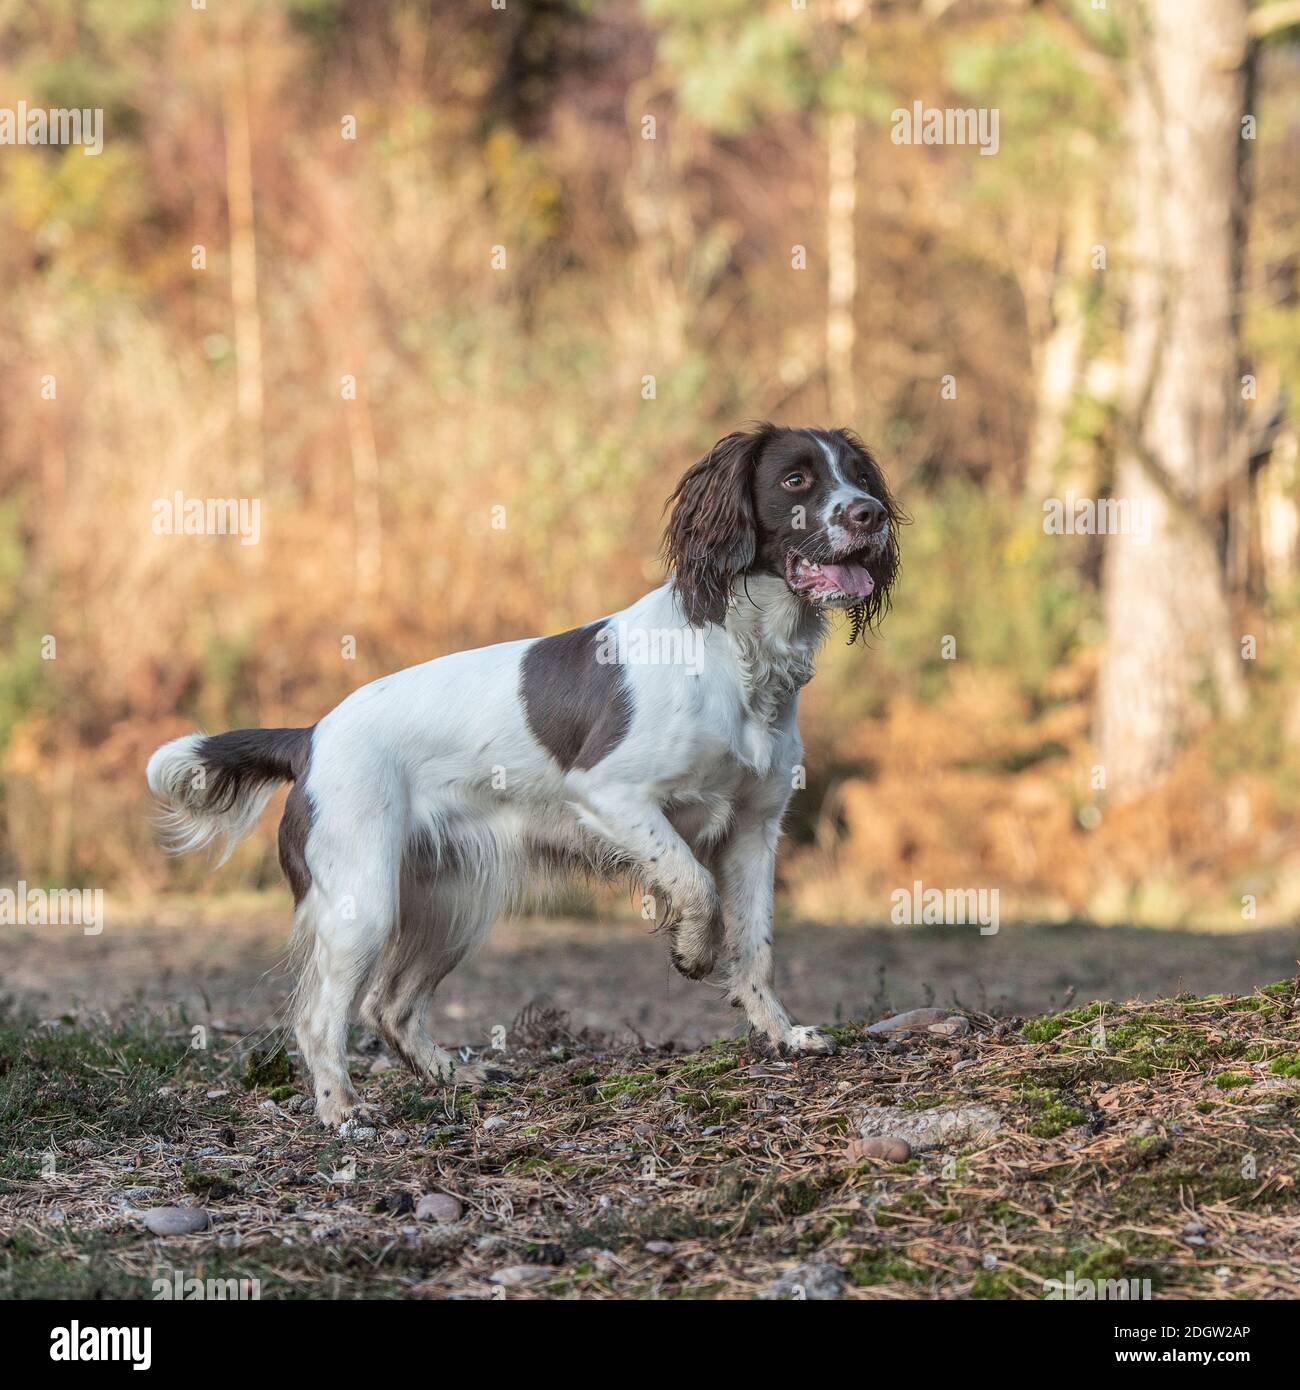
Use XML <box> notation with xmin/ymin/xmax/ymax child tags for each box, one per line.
<box><xmin>146</xmin><ymin>727</ymin><xmax>312</xmax><ymax>863</ymax></box>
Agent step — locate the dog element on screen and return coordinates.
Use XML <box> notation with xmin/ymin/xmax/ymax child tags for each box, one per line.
<box><xmin>146</xmin><ymin>424</ymin><xmax>901</xmax><ymax>1127</ymax></box>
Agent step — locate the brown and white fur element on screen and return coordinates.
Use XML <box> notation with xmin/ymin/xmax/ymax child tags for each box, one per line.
<box><xmin>146</xmin><ymin>424</ymin><xmax>901</xmax><ymax>1128</ymax></box>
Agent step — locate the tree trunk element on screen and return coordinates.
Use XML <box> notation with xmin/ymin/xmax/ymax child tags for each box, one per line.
<box><xmin>1098</xmin><ymin>0</ymin><xmax>1249</xmax><ymax>800</ymax></box>
<box><xmin>825</xmin><ymin>1</ymin><xmax>868</xmax><ymax>424</ymax></box>
<box><xmin>220</xmin><ymin>0</ymin><xmax>264</xmax><ymax>497</ymax></box>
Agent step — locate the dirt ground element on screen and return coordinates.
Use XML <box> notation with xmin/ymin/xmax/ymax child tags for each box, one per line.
<box><xmin>3</xmin><ymin>897</ymin><xmax>1297</xmax><ymax>1047</ymax></box>
<box><xmin>4</xmin><ymin>978</ymin><xmax>1300</xmax><ymax>1300</ymax></box>
<box><xmin>4</xmin><ymin>899</ymin><xmax>1300</xmax><ymax>1300</ymax></box>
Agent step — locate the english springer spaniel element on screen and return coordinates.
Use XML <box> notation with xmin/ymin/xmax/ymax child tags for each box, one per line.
<box><xmin>147</xmin><ymin>424</ymin><xmax>901</xmax><ymax>1127</ymax></box>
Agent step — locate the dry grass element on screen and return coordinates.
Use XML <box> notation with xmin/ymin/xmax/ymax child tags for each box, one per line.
<box><xmin>3</xmin><ymin>980</ymin><xmax>1299</xmax><ymax>1300</ymax></box>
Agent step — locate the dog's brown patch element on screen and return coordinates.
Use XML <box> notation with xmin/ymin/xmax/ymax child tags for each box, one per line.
<box><xmin>521</xmin><ymin>621</ymin><xmax>632</xmax><ymax>771</ymax></box>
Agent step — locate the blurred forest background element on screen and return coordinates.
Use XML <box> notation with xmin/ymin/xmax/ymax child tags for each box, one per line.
<box><xmin>1</xmin><ymin>0</ymin><xmax>1299</xmax><ymax>928</ymax></box>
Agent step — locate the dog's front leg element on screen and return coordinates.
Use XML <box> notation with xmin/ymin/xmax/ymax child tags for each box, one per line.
<box><xmin>573</xmin><ymin>788</ymin><xmax>722</xmax><ymax>978</ymax></box>
<box><xmin>717</xmin><ymin>816</ymin><xmax>835</xmax><ymax>1056</ymax></box>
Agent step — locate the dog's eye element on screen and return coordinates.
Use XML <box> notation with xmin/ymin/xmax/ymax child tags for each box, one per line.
<box><xmin>781</xmin><ymin>471</ymin><xmax>810</xmax><ymax>490</ymax></box>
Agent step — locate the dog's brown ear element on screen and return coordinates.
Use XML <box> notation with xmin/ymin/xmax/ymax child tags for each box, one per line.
<box><xmin>663</xmin><ymin>430</ymin><xmax>763</xmax><ymax>627</ymax></box>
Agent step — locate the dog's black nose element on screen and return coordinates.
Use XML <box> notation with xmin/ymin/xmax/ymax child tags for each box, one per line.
<box><xmin>846</xmin><ymin>496</ymin><xmax>886</xmax><ymax>533</ymax></box>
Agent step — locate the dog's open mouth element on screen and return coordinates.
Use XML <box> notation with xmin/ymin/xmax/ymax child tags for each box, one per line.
<box><xmin>785</xmin><ymin>551</ymin><xmax>875</xmax><ymax>606</ymax></box>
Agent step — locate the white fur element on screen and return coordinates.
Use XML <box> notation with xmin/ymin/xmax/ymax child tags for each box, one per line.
<box><xmin>147</xmin><ymin>733</ymin><xmax>280</xmax><ymax>863</ymax></box>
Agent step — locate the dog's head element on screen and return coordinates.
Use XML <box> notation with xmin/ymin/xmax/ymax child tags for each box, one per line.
<box><xmin>663</xmin><ymin>423</ymin><xmax>901</xmax><ymax>635</ymax></box>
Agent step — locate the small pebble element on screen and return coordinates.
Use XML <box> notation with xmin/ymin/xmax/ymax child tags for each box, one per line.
<box><xmin>758</xmin><ymin>1262</ymin><xmax>843</xmax><ymax>1301</ymax></box>
<box><xmin>644</xmin><ymin>1240</ymin><xmax>676</xmax><ymax>1255</ymax></box>
<box><xmin>846</xmin><ymin>1135</ymin><xmax>912</xmax><ymax>1163</ymax></box>
<box><xmin>141</xmin><ymin>1206</ymin><xmax>210</xmax><ymax>1236</ymax></box>
<box><xmin>488</xmin><ymin>1265</ymin><xmax>552</xmax><ymax>1287</ymax></box>
<box><xmin>578</xmin><ymin>1247</ymin><xmax>621</xmax><ymax>1275</ymax></box>
<box><xmin>482</xmin><ymin>1116</ymin><xmax>509</xmax><ymax>1132</ymax></box>
<box><xmin>928</xmin><ymin>1017</ymin><xmax>971</xmax><ymax>1038</ymax></box>
<box><xmin>866</xmin><ymin>1008</ymin><xmax>953</xmax><ymax>1035</ymax></box>
<box><xmin>416</xmin><ymin>1193</ymin><xmax>463</xmax><ymax>1224</ymax></box>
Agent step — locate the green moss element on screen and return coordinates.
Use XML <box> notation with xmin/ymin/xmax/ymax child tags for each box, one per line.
<box><xmin>847</xmin><ymin>1248</ymin><xmax>930</xmax><ymax>1287</ymax></box>
<box><xmin>902</xmin><ymin>1092</ymin><xmax>954</xmax><ymax>1110</ymax></box>
<box><xmin>180</xmin><ymin>1163</ymin><xmax>241</xmax><ymax>1200</ymax></box>
<box><xmin>673</xmin><ymin>1085</ymin><xmax>745</xmax><ymax>1115</ymax></box>
<box><xmin>595</xmin><ymin>1072</ymin><xmax>658</xmax><ymax>1103</ymax></box>
<box><xmin>1115</xmin><ymin>1165</ymin><xmax>1291</xmax><ymax>1212</ymax></box>
<box><xmin>1213</xmin><ymin>1071</ymin><xmax>1251</xmax><ymax>1090</ymax></box>
<box><xmin>1020</xmin><ymin>1001</ymin><xmax>1107</xmax><ymax>1043</ymax></box>
<box><xmin>1018</xmin><ymin>1084</ymin><xmax>1084</xmax><ymax>1138</ymax></box>
<box><xmin>1268</xmin><ymin>1053</ymin><xmax>1300</xmax><ymax>1078</ymax></box>
<box><xmin>242</xmin><ymin>1046</ymin><xmax>293</xmax><ymax>1091</ymax></box>
<box><xmin>509</xmin><ymin>1155</ymin><xmax>578</xmax><ymax>1176</ymax></box>
<box><xmin>875</xmin><ymin>1190</ymin><xmax>929</xmax><ymax>1226</ymax></box>
<box><xmin>673</xmin><ymin>1056</ymin><xmax>739</xmax><ymax>1083</ymax></box>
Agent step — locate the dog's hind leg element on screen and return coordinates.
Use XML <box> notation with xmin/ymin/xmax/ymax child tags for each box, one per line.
<box><xmin>360</xmin><ymin>868</ymin><xmax>497</xmax><ymax>1085</ymax></box>
<box><xmin>290</xmin><ymin>805</ymin><xmax>403</xmax><ymax>1128</ymax></box>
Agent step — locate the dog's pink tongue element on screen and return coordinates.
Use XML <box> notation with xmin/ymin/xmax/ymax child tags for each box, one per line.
<box><xmin>818</xmin><ymin>562</ymin><xmax>875</xmax><ymax>598</ymax></box>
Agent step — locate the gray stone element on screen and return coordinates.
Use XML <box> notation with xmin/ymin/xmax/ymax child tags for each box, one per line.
<box><xmin>866</xmin><ymin>1008</ymin><xmax>954</xmax><ymax>1035</ymax></box>
<box><xmin>928</xmin><ymin>1016</ymin><xmax>971</xmax><ymax>1038</ymax></box>
<box><xmin>141</xmin><ymin>1206</ymin><xmax>210</xmax><ymax>1236</ymax></box>
<box><xmin>759</xmin><ymin>1262</ymin><xmax>844</xmax><ymax>1301</ymax></box>
<box><xmin>858</xmin><ymin>1103</ymin><xmax>1002</xmax><ymax>1152</ymax></box>
<box><xmin>488</xmin><ymin>1264</ymin><xmax>552</xmax><ymax>1287</ymax></box>
<box><xmin>415</xmin><ymin>1193</ymin><xmax>463</xmax><ymax>1224</ymax></box>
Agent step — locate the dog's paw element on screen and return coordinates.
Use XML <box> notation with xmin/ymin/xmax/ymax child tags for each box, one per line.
<box><xmin>781</xmin><ymin>1025</ymin><xmax>837</xmax><ymax>1057</ymax></box>
<box><xmin>750</xmin><ymin>1025</ymin><xmax>837</xmax><ymax>1059</ymax></box>
<box><xmin>670</xmin><ymin>943</ymin><xmax>717</xmax><ymax>981</ymax></box>
<box><xmin>667</xmin><ymin>901</ymin><xmax>723</xmax><ymax>981</ymax></box>
<box><xmin>442</xmin><ymin>1059</ymin><xmax>512</xmax><ymax>1087</ymax></box>
<box><xmin>317</xmin><ymin>1094</ymin><xmax>371</xmax><ymax>1130</ymax></box>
